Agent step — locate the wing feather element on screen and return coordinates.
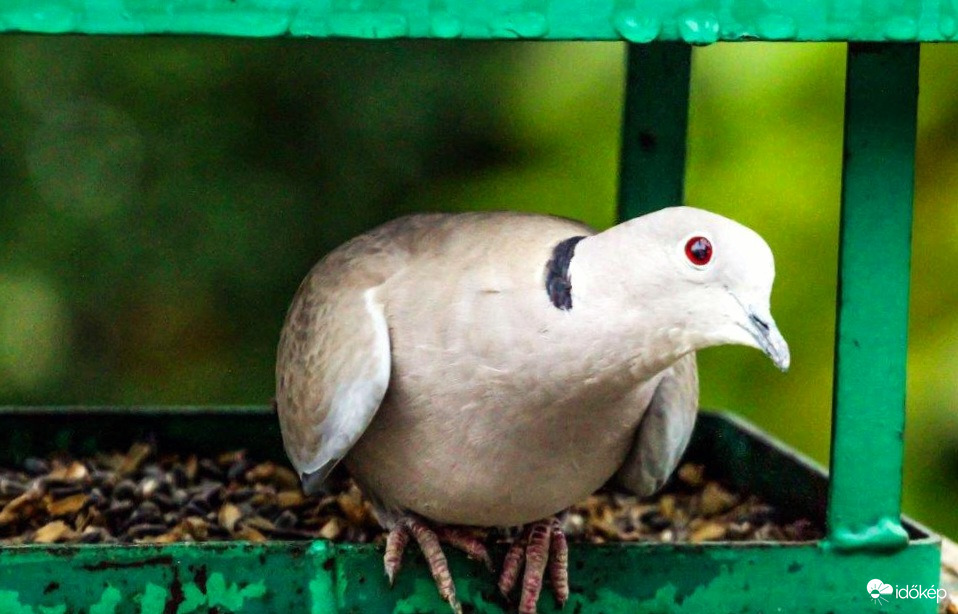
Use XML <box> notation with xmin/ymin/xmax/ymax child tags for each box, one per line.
<box><xmin>615</xmin><ymin>353</ymin><xmax>699</xmax><ymax>497</ymax></box>
<box><xmin>276</xmin><ymin>278</ymin><xmax>391</xmax><ymax>493</ymax></box>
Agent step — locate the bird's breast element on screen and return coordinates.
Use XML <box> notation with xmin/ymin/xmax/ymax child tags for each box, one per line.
<box><xmin>345</xmin><ymin>359</ymin><xmax>657</xmax><ymax>527</ymax></box>
<box><xmin>344</xmin><ymin>257</ymin><xmax>660</xmax><ymax>526</ymax></box>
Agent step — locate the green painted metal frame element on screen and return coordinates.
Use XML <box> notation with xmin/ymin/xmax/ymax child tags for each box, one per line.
<box><xmin>617</xmin><ymin>43</ymin><xmax>691</xmax><ymax>220</ymax></box>
<box><xmin>618</xmin><ymin>40</ymin><xmax>927</xmax><ymax>560</ymax></box>
<box><xmin>1</xmin><ymin>0</ymin><xmax>958</xmax><ymax>41</ymax></box>
<box><xmin>827</xmin><ymin>43</ymin><xmax>919</xmax><ymax>552</ymax></box>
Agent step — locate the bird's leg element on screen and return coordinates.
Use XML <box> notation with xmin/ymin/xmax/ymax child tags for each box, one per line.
<box><xmin>498</xmin><ymin>517</ymin><xmax>569</xmax><ymax>613</ymax></box>
<box><xmin>518</xmin><ymin>521</ymin><xmax>552</xmax><ymax>614</ymax></box>
<box><xmin>384</xmin><ymin>517</ymin><xmax>461</xmax><ymax>613</ymax></box>
<box><xmin>384</xmin><ymin>517</ymin><xmax>494</xmax><ymax>614</ymax></box>
<box><xmin>385</xmin><ymin>520</ymin><xmax>492</xmax><ymax>580</ymax></box>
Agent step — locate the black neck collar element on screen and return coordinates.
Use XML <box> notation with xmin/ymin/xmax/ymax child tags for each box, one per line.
<box><xmin>545</xmin><ymin>236</ymin><xmax>585</xmax><ymax>310</ymax></box>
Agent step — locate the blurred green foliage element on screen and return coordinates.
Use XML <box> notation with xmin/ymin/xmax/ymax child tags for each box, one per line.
<box><xmin>0</xmin><ymin>37</ymin><xmax>954</xmax><ymax>538</ymax></box>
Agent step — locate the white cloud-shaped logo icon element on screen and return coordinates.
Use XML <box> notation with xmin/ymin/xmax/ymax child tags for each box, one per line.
<box><xmin>868</xmin><ymin>579</ymin><xmax>894</xmax><ymax>604</ymax></box>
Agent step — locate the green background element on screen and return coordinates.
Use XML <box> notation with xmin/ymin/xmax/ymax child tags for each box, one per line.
<box><xmin>0</xmin><ymin>38</ymin><xmax>954</xmax><ymax>539</ymax></box>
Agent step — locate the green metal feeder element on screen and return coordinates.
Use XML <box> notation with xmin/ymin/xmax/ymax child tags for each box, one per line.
<box><xmin>0</xmin><ymin>1</ymin><xmax>944</xmax><ymax>612</ymax></box>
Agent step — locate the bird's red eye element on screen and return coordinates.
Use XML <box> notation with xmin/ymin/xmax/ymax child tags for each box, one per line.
<box><xmin>685</xmin><ymin>236</ymin><xmax>712</xmax><ymax>266</ymax></box>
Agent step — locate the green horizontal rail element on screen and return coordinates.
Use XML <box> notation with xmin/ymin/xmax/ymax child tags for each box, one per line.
<box><xmin>1</xmin><ymin>0</ymin><xmax>958</xmax><ymax>41</ymax></box>
<box><xmin>0</xmin><ymin>539</ymin><xmax>941</xmax><ymax>613</ymax></box>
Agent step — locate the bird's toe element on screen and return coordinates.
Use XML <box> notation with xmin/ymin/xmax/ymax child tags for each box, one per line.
<box><xmin>383</xmin><ymin>523</ymin><xmax>411</xmax><ymax>586</ymax></box>
<box><xmin>548</xmin><ymin>520</ymin><xmax>569</xmax><ymax>608</ymax></box>
<box><xmin>384</xmin><ymin>516</ymin><xmax>462</xmax><ymax>614</ymax></box>
<box><xmin>498</xmin><ymin>534</ymin><xmax>528</xmax><ymax>597</ymax></box>
<box><xmin>436</xmin><ymin>525</ymin><xmax>494</xmax><ymax>572</ymax></box>
<box><xmin>499</xmin><ymin>517</ymin><xmax>570</xmax><ymax>613</ymax></box>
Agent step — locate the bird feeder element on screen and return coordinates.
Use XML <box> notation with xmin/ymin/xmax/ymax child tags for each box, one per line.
<box><xmin>0</xmin><ymin>1</ymin><xmax>943</xmax><ymax>613</ymax></box>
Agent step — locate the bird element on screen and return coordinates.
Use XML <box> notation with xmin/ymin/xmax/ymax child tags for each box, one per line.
<box><xmin>275</xmin><ymin>207</ymin><xmax>789</xmax><ymax>614</ymax></box>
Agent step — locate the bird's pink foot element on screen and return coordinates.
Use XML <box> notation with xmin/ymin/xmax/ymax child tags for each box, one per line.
<box><xmin>498</xmin><ymin>518</ymin><xmax>569</xmax><ymax>614</ymax></box>
<box><xmin>383</xmin><ymin>517</ymin><xmax>492</xmax><ymax>614</ymax></box>
<box><xmin>435</xmin><ymin>525</ymin><xmax>494</xmax><ymax>571</ymax></box>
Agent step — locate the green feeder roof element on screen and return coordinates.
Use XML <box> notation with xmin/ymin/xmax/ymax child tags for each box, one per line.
<box><xmin>0</xmin><ymin>0</ymin><xmax>956</xmax><ymax>42</ymax></box>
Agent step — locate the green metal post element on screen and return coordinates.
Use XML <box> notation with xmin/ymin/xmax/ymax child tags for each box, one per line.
<box><xmin>826</xmin><ymin>43</ymin><xmax>919</xmax><ymax>551</ymax></box>
<box><xmin>617</xmin><ymin>43</ymin><xmax>692</xmax><ymax>221</ymax></box>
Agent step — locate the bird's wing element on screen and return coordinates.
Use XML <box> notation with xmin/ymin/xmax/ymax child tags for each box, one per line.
<box><xmin>614</xmin><ymin>353</ymin><xmax>699</xmax><ymax>497</ymax></box>
<box><xmin>276</xmin><ymin>274</ymin><xmax>391</xmax><ymax>494</ymax></box>
<box><xmin>275</xmin><ymin>211</ymin><xmax>594</xmax><ymax>495</ymax></box>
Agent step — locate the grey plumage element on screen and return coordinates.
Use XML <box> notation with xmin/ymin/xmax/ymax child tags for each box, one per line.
<box><xmin>276</xmin><ymin>207</ymin><xmax>788</xmax><ymax>530</ymax></box>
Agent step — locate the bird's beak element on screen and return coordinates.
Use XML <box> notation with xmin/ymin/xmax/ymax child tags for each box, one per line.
<box><xmin>745</xmin><ymin>305</ymin><xmax>790</xmax><ymax>372</ymax></box>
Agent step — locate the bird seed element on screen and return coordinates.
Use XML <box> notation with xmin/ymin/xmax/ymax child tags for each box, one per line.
<box><xmin>0</xmin><ymin>445</ymin><xmax>822</xmax><ymax>545</ymax></box>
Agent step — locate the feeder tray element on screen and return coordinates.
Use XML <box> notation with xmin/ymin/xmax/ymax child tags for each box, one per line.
<box><xmin>0</xmin><ymin>407</ymin><xmax>933</xmax><ymax>613</ymax></box>
<box><xmin>0</xmin><ymin>0</ymin><xmax>947</xmax><ymax>612</ymax></box>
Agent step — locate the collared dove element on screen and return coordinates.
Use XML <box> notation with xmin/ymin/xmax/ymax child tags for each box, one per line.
<box><xmin>276</xmin><ymin>207</ymin><xmax>789</xmax><ymax>614</ymax></box>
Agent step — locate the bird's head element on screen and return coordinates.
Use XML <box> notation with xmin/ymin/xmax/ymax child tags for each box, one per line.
<box><xmin>572</xmin><ymin>206</ymin><xmax>789</xmax><ymax>372</ymax></box>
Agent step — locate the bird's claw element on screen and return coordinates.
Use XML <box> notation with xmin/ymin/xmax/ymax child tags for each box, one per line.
<box><xmin>436</xmin><ymin>525</ymin><xmax>494</xmax><ymax>572</ymax></box>
<box><xmin>384</xmin><ymin>515</ymin><xmax>569</xmax><ymax>614</ymax></box>
<box><xmin>384</xmin><ymin>523</ymin><xmax>410</xmax><ymax>586</ymax></box>
<box><xmin>498</xmin><ymin>517</ymin><xmax>569</xmax><ymax>613</ymax></box>
<box><xmin>383</xmin><ymin>517</ymin><xmax>491</xmax><ymax>614</ymax></box>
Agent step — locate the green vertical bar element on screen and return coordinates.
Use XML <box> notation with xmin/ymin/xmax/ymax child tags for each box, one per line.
<box><xmin>617</xmin><ymin>43</ymin><xmax>692</xmax><ymax>221</ymax></box>
<box><xmin>826</xmin><ymin>43</ymin><xmax>919</xmax><ymax>551</ymax></box>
